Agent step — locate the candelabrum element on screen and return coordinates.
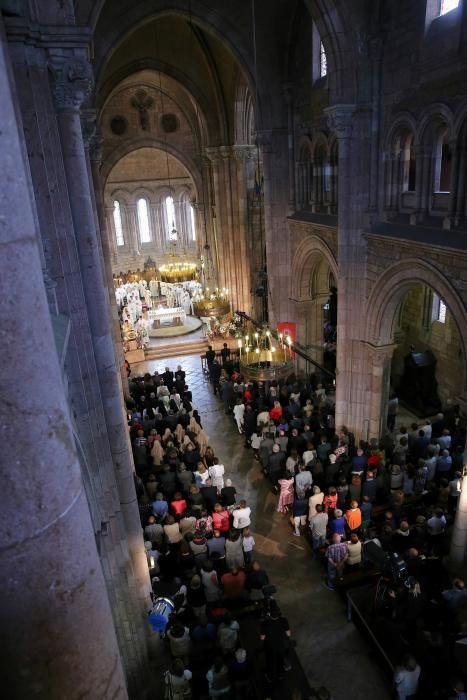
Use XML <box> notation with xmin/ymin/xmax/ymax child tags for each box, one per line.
<box><xmin>192</xmin><ymin>286</ymin><xmax>231</xmax><ymax>318</ymax></box>
<box><xmin>237</xmin><ymin>325</ymin><xmax>295</xmax><ymax>381</ymax></box>
<box><xmin>159</xmin><ymin>261</ymin><xmax>198</xmax><ymax>283</ymax></box>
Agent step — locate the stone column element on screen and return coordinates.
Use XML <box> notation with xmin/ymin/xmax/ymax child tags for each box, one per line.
<box><xmin>324</xmin><ymin>105</ymin><xmax>356</xmax><ymax>433</ymax></box>
<box><xmin>127</xmin><ymin>204</ymin><xmax>140</xmax><ymax>258</ymax></box>
<box><xmin>0</xmin><ymin>29</ymin><xmax>127</xmax><ymax>698</ymax></box>
<box><xmin>284</xmin><ymin>83</ymin><xmax>296</xmax><ymax>212</ymax></box>
<box><xmin>445</xmin><ymin>139</ymin><xmax>460</xmax><ymax>229</ymax></box>
<box><xmin>455</xmin><ymin>141</ymin><xmax>466</xmax><ymax>225</ymax></box>
<box><xmin>231</xmin><ymin>145</ymin><xmax>256</xmax><ymax>314</ymax></box>
<box><xmin>86</xmin><ymin>119</ymin><xmax>129</xmax><ymax>397</ymax></box>
<box><xmin>364</xmin><ymin>343</ymin><xmax>397</xmax><ymax>440</ymax></box>
<box><xmin>261</xmin><ymin>127</ymin><xmax>291</xmax><ymax>324</ymax></box>
<box><xmin>49</xmin><ymin>53</ymin><xmax>150</xmax><ymax>673</ymax></box>
<box><xmin>416</xmin><ymin>146</ymin><xmax>432</xmax><ymax>223</ymax></box>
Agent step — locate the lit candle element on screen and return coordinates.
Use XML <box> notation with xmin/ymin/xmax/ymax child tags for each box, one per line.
<box><xmin>149</xmin><ymin>556</ymin><xmax>155</xmax><ymax>568</ymax></box>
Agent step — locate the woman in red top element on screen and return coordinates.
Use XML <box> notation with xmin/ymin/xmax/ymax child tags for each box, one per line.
<box><xmin>269</xmin><ymin>400</ymin><xmax>283</xmax><ymax>423</ymax></box>
<box><xmin>171</xmin><ymin>492</ymin><xmax>187</xmax><ymax>518</ymax></box>
<box><xmin>323</xmin><ymin>486</ymin><xmax>338</xmax><ymax>513</ymax></box>
<box><xmin>212</xmin><ymin>503</ymin><xmax>231</xmax><ymax>533</ymax></box>
<box><xmin>367</xmin><ymin>449</ymin><xmax>380</xmax><ymax>471</ymax></box>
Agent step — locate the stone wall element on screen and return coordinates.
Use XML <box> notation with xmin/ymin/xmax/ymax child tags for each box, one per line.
<box><xmin>392</xmin><ymin>283</ymin><xmax>464</xmax><ymax>403</ymax></box>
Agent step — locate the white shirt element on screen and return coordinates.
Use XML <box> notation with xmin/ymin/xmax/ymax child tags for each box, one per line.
<box><xmin>242</xmin><ymin>535</ymin><xmax>255</xmax><ymax>552</ymax></box>
<box><xmin>234</xmin><ymin>404</ymin><xmax>245</xmax><ymax>421</ymax></box>
<box><xmin>310</xmin><ymin>512</ymin><xmax>328</xmax><ymax>538</ymax></box>
<box><xmin>233</xmin><ymin>507</ymin><xmax>251</xmax><ymax>529</ymax></box>
<box><xmin>303</xmin><ymin>449</ymin><xmax>316</xmax><ymax>465</ymax></box>
<box><xmin>250</xmin><ymin>433</ymin><xmax>262</xmax><ymax>449</ymax></box>
<box><xmin>394</xmin><ymin>665</ymin><xmax>420</xmax><ymax>700</ymax></box>
<box><xmin>208</xmin><ymin>463</ymin><xmax>225</xmax><ymax>490</ymax></box>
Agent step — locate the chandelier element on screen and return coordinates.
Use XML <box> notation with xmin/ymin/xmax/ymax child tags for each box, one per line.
<box><xmin>159</xmin><ymin>260</ymin><xmax>198</xmax><ymax>282</ymax></box>
<box><xmin>192</xmin><ymin>286</ymin><xmax>230</xmax><ymax>318</ymax></box>
<box><xmin>236</xmin><ymin>324</ymin><xmax>295</xmax><ymax>381</ymax></box>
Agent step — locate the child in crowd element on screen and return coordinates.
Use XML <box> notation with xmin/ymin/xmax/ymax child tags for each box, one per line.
<box><xmin>242</xmin><ymin>527</ymin><xmax>256</xmax><ymax>565</ymax></box>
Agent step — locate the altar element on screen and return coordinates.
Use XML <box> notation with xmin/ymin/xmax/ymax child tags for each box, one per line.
<box><xmin>148</xmin><ymin>307</ymin><xmax>186</xmax><ymax>329</ymax></box>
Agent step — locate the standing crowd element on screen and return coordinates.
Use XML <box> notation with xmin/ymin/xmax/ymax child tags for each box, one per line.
<box><xmin>128</xmin><ymin>351</ymin><xmax>467</xmax><ymax>700</ymax></box>
<box><xmin>128</xmin><ymin>364</ymin><xmax>293</xmax><ymax>699</ymax></box>
<box><xmin>207</xmin><ymin>350</ymin><xmax>467</xmax><ymax>700</ymax></box>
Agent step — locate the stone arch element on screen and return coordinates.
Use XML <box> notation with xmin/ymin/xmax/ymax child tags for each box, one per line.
<box><xmin>365</xmin><ymin>258</ymin><xmax>467</xmax><ymax>393</ymax></box>
<box><xmin>311</xmin><ymin>131</ymin><xmax>329</xmax><ymax>160</ymax></box>
<box><xmin>101</xmin><ymin>139</ymin><xmax>201</xmax><ymax>201</ymax></box>
<box><xmin>453</xmin><ymin>99</ymin><xmax>467</xmax><ymax>139</ymax></box>
<box><xmin>384</xmin><ymin>111</ymin><xmax>419</xmax><ymax>150</ymax></box>
<box><xmin>106</xmin><ymin>187</ymin><xmax>132</xmax><ymax>207</ymax></box>
<box><xmin>290</xmin><ymin>235</ymin><xmax>338</xmax><ymax>301</ymax></box>
<box><xmin>417</xmin><ymin>103</ymin><xmax>454</xmax><ymax>144</ymax></box>
<box><xmin>98</xmin><ymin>60</ymin><xmax>211</xmax><ymax>146</ymax></box>
<box><xmin>90</xmin><ymin>4</ymin><xmax>269</xmax><ymax>129</ymax></box>
<box><xmin>301</xmin><ymin>0</ymin><xmax>358</xmax><ymax>103</ymax></box>
<box><xmin>132</xmin><ymin>186</ymin><xmax>156</xmax><ymax>205</ymax></box>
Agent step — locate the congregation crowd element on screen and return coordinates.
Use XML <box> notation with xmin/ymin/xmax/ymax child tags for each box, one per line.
<box><xmin>128</xmin><ymin>349</ymin><xmax>467</xmax><ymax>700</ymax></box>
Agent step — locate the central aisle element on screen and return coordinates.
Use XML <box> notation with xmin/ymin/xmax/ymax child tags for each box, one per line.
<box><xmin>131</xmin><ymin>354</ymin><xmax>392</xmax><ymax>698</ymax></box>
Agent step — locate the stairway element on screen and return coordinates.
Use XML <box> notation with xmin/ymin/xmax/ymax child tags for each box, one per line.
<box><xmin>144</xmin><ymin>337</ymin><xmax>209</xmax><ymax>362</ymax></box>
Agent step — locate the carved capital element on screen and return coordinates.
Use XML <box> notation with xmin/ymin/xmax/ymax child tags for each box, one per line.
<box><xmin>219</xmin><ymin>145</ymin><xmax>232</xmax><ymax>161</ymax></box>
<box><xmin>204</xmin><ymin>147</ymin><xmax>221</xmax><ymax>163</ymax></box>
<box><xmin>324</xmin><ymin>105</ymin><xmax>355</xmax><ymax>140</ymax></box>
<box><xmin>362</xmin><ymin>341</ymin><xmax>397</xmax><ymax>368</ymax></box>
<box><xmin>50</xmin><ymin>56</ymin><xmax>94</xmax><ymax>111</ymax></box>
<box><xmin>231</xmin><ymin>145</ymin><xmax>257</xmax><ymax>163</ymax></box>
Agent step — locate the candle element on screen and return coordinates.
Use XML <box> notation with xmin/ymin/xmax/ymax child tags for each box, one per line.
<box><xmin>149</xmin><ymin>556</ymin><xmax>155</xmax><ymax>568</ymax></box>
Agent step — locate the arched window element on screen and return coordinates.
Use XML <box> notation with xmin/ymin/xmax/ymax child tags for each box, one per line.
<box><xmin>312</xmin><ymin>23</ymin><xmax>328</xmax><ymax>82</ymax></box>
<box><xmin>189</xmin><ymin>205</ymin><xmax>196</xmax><ymax>241</ymax></box>
<box><xmin>137</xmin><ymin>197</ymin><xmax>151</xmax><ymax>243</ymax></box>
<box><xmin>432</xmin><ymin>293</ymin><xmax>447</xmax><ymax>324</ymax></box>
<box><xmin>434</xmin><ymin>129</ymin><xmax>451</xmax><ymax>192</ymax></box>
<box><xmin>401</xmin><ymin>133</ymin><xmax>416</xmax><ymax>192</ymax></box>
<box><xmin>320</xmin><ymin>42</ymin><xmax>327</xmax><ymax>78</ymax></box>
<box><xmin>439</xmin><ymin>0</ymin><xmax>459</xmax><ymax>16</ymax></box>
<box><xmin>164</xmin><ymin>195</ymin><xmax>177</xmax><ymax>240</ymax></box>
<box><xmin>113</xmin><ymin>200</ymin><xmax>125</xmax><ymax>246</ymax></box>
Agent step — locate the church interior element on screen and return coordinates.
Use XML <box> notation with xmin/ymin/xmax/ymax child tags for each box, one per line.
<box><xmin>1</xmin><ymin>0</ymin><xmax>467</xmax><ymax>698</ymax></box>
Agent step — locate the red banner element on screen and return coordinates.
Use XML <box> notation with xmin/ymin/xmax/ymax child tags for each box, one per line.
<box><xmin>277</xmin><ymin>322</ymin><xmax>296</xmax><ymax>358</ymax></box>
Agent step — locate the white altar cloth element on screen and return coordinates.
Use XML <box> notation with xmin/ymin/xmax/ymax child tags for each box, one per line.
<box><xmin>148</xmin><ymin>307</ymin><xmax>186</xmax><ymax>325</ymax></box>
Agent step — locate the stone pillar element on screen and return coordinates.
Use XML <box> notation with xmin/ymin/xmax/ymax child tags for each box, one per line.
<box><xmin>49</xmin><ymin>53</ymin><xmax>150</xmax><ymax>680</ymax></box>
<box><xmin>325</xmin><ymin>105</ymin><xmax>357</xmax><ymax>433</ymax></box>
<box><xmin>455</xmin><ymin>141</ymin><xmax>466</xmax><ymax>225</ymax></box>
<box><xmin>261</xmin><ymin>127</ymin><xmax>291</xmax><ymax>324</ymax></box>
<box><xmin>127</xmin><ymin>204</ymin><xmax>140</xmax><ymax>258</ymax></box>
<box><xmin>445</xmin><ymin>139</ymin><xmax>460</xmax><ymax>229</ymax></box>
<box><xmin>86</xmin><ymin>119</ymin><xmax>129</xmax><ymax>397</ymax></box>
<box><xmin>231</xmin><ymin>145</ymin><xmax>255</xmax><ymax>314</ymax></box>
<box><xmin>415</xmin><ymin>146</ymin><xmax>432</xmax><ymax>223</ymax></box>
<box><xmin>365</xmin><ymin>343</ymin><xmax>397</xmax><ymax>440</ymax></box>
<box><xmin>284</xmin><ymin>83</ymin><xmax>296</xmax><ymax>212</ymax></box>
<box><xmin>0</xmin><ymin>27</ymin><xmax>127</xmax><ymax>698</ymax></box>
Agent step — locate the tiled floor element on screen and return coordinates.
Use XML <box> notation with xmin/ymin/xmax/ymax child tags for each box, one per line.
<box><xmin>132</xmin><ymin>354</ymin><xmax>392</xmax><ymax>698</ymax></box>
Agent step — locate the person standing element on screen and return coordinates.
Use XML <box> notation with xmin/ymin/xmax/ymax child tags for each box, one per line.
<box><xmin>310</xmin><ymin>504</ymin><xmax>328</xmax><ymax>558</ymax></box>
<box><xmin>325</xmin><ymin>533</ymin><xmax>349</xmax><ymax>590</ymax></box>
<box><xmin>260</xmin><ymin>601</ymin><xmax>291</xmax><ymax>682</ymax></box>
<box><xmin>394</xmin><ymin>655</ymin><xmax>421</xmax><ymax>700</ymax></box>
<box><xmin>387</xmin><ymin>394</ymin><xmax>399</xmax><ymax>432</ymax></box>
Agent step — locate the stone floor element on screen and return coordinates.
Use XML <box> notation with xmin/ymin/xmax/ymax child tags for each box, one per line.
<box><xmin>131</xmin><ymin>354</ymin><xmax>393</xmax><ymax>699</ymax></box>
